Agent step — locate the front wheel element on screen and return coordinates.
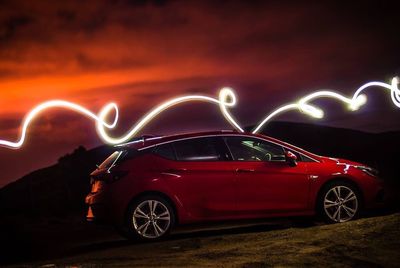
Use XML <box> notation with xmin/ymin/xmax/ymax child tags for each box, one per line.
<box><xmin>318</xmin><ymin>182</ymin><xmax>361</xmax><ymax>223</ymax></box>
<box><xmin>122</xmin><ymin>195</ymin><xmax>175</xmax><ymax>240</ymax></box>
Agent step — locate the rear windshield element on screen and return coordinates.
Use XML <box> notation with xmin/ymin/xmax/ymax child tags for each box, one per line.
<box><xmin>99</xmin><ymin>151</ymin><xmax>124</xmax><ymax>169</ymax></box>
<box><xmin>98</xmin><ymin>147</ymin><xmax>154</xmax><ymax>169</ymax></box>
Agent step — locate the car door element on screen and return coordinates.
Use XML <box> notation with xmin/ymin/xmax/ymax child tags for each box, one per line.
<box><xmin>224</xmin><ymin>136</ymin><xmax>311</xmax><ymax>215</ymax></box>
<box><xmin>155</xmin><ymin>136</ymin><xmax>236</xmax><ymax>220</ymax></box>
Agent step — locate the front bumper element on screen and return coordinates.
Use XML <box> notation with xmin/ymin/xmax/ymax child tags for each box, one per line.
<box><xmin>363</xmin><ymin>179</ymin><xmax>386</xmax><ymax>209</ymax></box>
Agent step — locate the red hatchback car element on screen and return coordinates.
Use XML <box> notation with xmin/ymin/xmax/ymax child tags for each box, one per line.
<box><xmin>86</xmin><ymin>131</ymin><xmax>384</xmax><ymax>240</ymax></box>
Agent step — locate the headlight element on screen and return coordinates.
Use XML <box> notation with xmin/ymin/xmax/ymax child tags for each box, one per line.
<box><xmin>356</xmin><ymin>166</ymin><xmax>379</xmax><ymax>177</ymax></box>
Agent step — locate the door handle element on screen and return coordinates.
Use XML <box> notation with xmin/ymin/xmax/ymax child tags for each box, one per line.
<box><xmin>235</xmin><ymin>168</ymin><xmax>255</xmax><ymax>173</ymax></box>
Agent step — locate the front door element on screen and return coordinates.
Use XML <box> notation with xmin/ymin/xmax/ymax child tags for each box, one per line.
<box><xmin>224</xmin><ymin>136</ymin><xmax>310</xmax><ymax>215</ymax></box>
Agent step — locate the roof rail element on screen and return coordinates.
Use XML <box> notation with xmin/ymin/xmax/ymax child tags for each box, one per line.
<box><xmin>114</xmin><ymin>134</ymin><xmax>161</xmax><ymax>147</ymax></box>
<box><xmin>220</xmin><ymin>129</ymin><xmax>238</xmax><ymax>132</ymax></box>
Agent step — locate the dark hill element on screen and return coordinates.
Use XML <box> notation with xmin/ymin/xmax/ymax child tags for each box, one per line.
<box><xmin>0</xmin><ymin>145</ymin><xmax>114</xmax><ymax>217</ymax></box>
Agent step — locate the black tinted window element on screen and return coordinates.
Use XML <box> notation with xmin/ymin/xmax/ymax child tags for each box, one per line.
<box><xmin>300</xmin><ymin>154</ymin><xmax>315</xmax><ymax>162</ymax></box>
<box><xmin>173</xmin><ymin>137</ymin><xmax>225</xmax><ymax>161</ymax></box>
<box><xmin>225</xmin><ymin>136</ymin><xmax>285</xmax><ymax>161</ymax></box>
<box><xmin>154</xmin><ymin>143</ymin><xmax>176</xmax><ymax>160</ymax></box>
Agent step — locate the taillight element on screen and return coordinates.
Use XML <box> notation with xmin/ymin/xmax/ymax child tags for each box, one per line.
<box><xmin>91</xmin><ymin>180</ymin><xmax>105</xmax><ymax>193</ymax></box>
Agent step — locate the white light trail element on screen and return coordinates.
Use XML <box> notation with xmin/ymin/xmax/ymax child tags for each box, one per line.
<box><xmin>96</xmin><ymin>86</ymin><xmax>243</xmax><ymax>145</ymax></box>
<box><xmin>0</xmin><ymin>100</ymin><xmax>118</xmax><ymax>149</ymax></box>
<box><xmin>0</xmin><ymin>77</ymin><xmax>398</xmax><ymax>149</ymax></box>
<box><xmin>0</xmin><ymin>88</ymin><xmax>242</xmax><ymax>149</ymax></box>
<box><xmin>252</xmin><ymin>77</ymin><xmax>399</xmax><ymax>133</ymax></box>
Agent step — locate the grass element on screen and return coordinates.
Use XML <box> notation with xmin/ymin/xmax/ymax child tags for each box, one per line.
<box><xmin>21</xmin><ymin>213</ymin><xmax>400</xmax><ymax>267</ymax></box>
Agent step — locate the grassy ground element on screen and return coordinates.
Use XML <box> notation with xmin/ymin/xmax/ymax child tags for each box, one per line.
<box><xmin>14</xmin><ymin>213</ymin><xmax>400</xmax><ymax>267</ymax></box>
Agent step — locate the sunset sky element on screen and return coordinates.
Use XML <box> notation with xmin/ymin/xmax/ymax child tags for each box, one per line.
<box><xmin>0</xmin><ymin>0</ymin><xmax>400</xmax><ymax>186</ymax></box>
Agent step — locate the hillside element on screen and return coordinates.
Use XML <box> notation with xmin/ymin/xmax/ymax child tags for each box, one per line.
<box><xmin>0</xmin><ymin>145</ymin><xmax>114</xmax><ymax>217</ymax></box>
<box><xmin>25</xmin><ymin>213</ymin><xmax>400</xmax><ymax>267</ymax></box>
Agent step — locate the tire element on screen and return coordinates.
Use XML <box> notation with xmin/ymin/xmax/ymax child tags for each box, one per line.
<box><xmin>317</xmin><ymin>181</ymin><xmax>361</xmax><ymax>224</ymax></box>
<box><xmin>120</xmin><ymin>194</ymin><xmax>175</xmax><ymax>241</ymax></box>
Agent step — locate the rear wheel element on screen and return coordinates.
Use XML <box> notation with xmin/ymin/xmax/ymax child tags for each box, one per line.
<box><xmin>122</xmin><ymin>195</ymin><xmax>175</xmax><ymax>240</ymax></box>
<box><xmin>318</xmin><ymin>181</ymin><xmax>361</xmax><ymax>223</ymax></box>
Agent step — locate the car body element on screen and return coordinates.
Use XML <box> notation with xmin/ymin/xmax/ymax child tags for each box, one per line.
<box><xmin>85</xmin><ymin>131</ymin><xmax>384</xmax><ymax>239</ymax></box>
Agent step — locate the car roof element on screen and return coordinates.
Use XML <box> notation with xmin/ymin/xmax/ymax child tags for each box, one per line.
<box><xmin>115</xmin><ymin>130</ymin><xmax>321</xmax><ymax>161</ymax></box>
<box><xmin>116</xmin><ymin>130</ymin><xmax>239</xmax><ymax>149</ymax></box>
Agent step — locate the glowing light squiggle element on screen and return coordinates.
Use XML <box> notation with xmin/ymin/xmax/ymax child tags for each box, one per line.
<box><xmin>96</xmin><ymin>87</ymin><xmax>243</xmax><ymax>145</ymax></box>
<box><xmin>0</xmin><ymin>87</ymin><xmax>242</xmax><ymax>149</ymax></box>
<box><xmin>0</xmin><ymin>77</ymin><xmax>399</xmax><ymax>149</ymax></box>
<box><xmin>252</xmin><ymin>77</ymin><xmax>399</xmax><ymax>133</ymax></box>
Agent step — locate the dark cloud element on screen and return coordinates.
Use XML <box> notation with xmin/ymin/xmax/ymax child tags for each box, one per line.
<box><xmin>56</xmin><ymin>9</ymin><xmax>76</xmax><ymax>22</ymax></box>
<box><xmin>0</xmin><ymin>15</ymin><xmax>34</xmax><ymax>42</ymax></box>
<box><xmin>74</xmin><ymin>52</ymin><xmax>151</xmax><ymax>71</ymax></box>
<box><xmin>124</xmin><ymin>0</ymin><xmax>168</xmax><ymax>8</ymax></box>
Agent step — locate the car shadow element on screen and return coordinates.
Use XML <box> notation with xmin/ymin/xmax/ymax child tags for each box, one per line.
<box><xmin>65</xmin><ymin>218</ymin><xmax>311</xmax><ymax>257</ymax></box>
<box><xmin>67</xmin><ymin>207</ymin><xmax>399</xmax><ymax>258</ymax></box>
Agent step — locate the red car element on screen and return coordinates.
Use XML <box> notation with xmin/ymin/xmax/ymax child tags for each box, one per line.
<box><xmin>86</xmin><ymin>131</ymin><xmax>384</xmax><ymax>240</ymax></box>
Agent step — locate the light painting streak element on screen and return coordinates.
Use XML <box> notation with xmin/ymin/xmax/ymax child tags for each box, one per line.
<box><xmin>0</xmin><ymin>100</ymin><xmax>118</xmax><ymax>149</ymax></box>
<box><xmin>96</xmin><ymin>86</ymin><xmax>243</xmax><ymax>145</ymax></box>
<box><xmin>0</xmin><ymin>88</ymin><xmax>242</xmax><ymax>149</ymax></box>
<box><xmin>0</xmin><ymin>77</ymin><xmax>399</xmax><ymax>149</ymax></box>
<box><xmin>252</xmin><ymin>77</ymin><xmax>399</xmax><ymax>133</ymax></box>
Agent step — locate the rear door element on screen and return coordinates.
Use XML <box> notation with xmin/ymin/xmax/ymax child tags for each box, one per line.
<box><xmin>154</xmin><ymin>136</ymin><xmax>236</xmax><ymax>220</ymax></box>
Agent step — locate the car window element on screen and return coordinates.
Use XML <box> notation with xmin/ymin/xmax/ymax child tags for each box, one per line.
<box><xmin>225</xmin><ymin>136</ymin><xmax>285</xmax><ymax>162</ymax></box>
<box><xmin>154</xmin><ymin>143</ymin><xmax>176</xmax><ymax>160</ymax></box>
<box><xmin>173</xmin><ymin>137</ymin><xmax>226</xmax><ymax>161</ymax></box>
<box><xmin>300</xmin><ymin>154</ymin><xmax>315</xmax><ymax>162</ymax></box>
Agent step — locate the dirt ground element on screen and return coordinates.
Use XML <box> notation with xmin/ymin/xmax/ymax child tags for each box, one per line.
<box><xmin>7</xmin><ymin>212</ymin><xmax>399</xmax><ymax>267</ymax></box>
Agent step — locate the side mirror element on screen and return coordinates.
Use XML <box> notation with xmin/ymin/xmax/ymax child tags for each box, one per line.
<box><xmin>285</xmin><ymin>151</ymin><xmax>297</xmax><ymax>167</ymax></box>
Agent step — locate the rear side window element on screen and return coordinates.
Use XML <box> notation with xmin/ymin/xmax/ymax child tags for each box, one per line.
<box><xmin>173</xmin><ymin>137</ymin><xmax>226</xmax><ymax>161</ymax></box>
<box><xmin>154</xmin><ymin>143</ymin><xmax>176</xmax><ymax>160</ymax></box>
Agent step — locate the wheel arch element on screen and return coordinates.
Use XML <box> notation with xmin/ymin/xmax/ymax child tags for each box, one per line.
<box><xmin>315</xmin><ymin>176</ymin><xmax>365</xmax><ymax>211</ymax></box>
<box><xmin>124</xmin><ymin>190</ymin><xmax>179</xmax><ymax>225</ymax></box>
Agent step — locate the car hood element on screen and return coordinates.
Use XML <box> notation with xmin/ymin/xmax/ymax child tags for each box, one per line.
<box><xmin>323</xmin><ymin>156</ymin><xmax>365</xmax><ymax>167</ymax></box>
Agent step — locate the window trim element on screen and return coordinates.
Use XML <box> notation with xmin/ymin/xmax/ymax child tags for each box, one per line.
<box><xmin>139</xmin><ymin>134</ymin><xmax>320</xmax><ymax>163</ymax></box>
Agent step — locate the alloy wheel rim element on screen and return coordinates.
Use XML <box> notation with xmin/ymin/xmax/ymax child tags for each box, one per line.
<box><xmin>133</xmin><ymin>200</ymin><xmax>171</xmax><ymax>238</ymax></box>
<box><xmin>324</xmin><ymin>186</ymin><xmax>358</xmax><ymax>223</ymax></box>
